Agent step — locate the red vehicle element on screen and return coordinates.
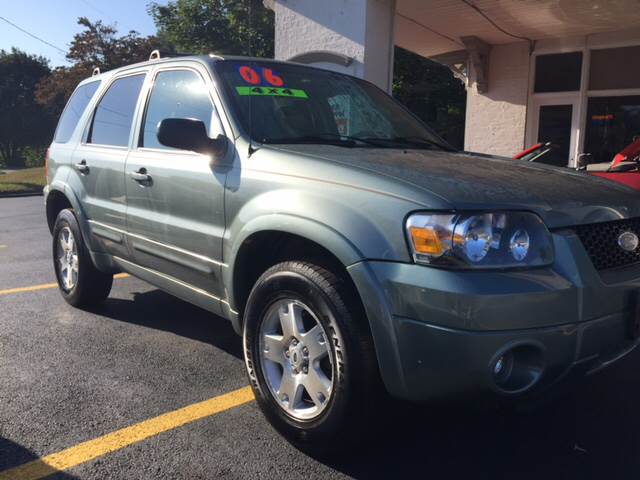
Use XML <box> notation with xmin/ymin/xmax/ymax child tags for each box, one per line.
<box><xmin>513</xmin><ymin>139</ymin><xmax>640</xmax><ymax>191</ymax></box>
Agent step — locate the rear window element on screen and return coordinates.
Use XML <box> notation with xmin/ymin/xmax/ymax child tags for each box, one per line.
<box><xmin>89</xmin><ymin>74</ymin><xmax>145</xmax><ymax>147</ymax></box>
<box><xmin>54</xmin><ymin>81</ymin><xmax>100</xmax><ymax>144</ymax></box>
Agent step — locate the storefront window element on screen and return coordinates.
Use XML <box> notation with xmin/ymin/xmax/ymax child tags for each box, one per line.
<box><xmin>584</xmin><ymin>96</ymin><xmax>640</xmax><ymax>164</ymax></box>
<box><xmin>534</xmin><ymin>52</ymin><xmax>582</xmax><ymax>93</ymax></box>
<box><xmin>589</xmin><ymin>46</ymin><xmax>640</xmax><ymax>90</ymax></box>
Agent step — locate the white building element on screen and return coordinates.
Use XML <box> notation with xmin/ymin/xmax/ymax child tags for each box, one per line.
<box><xmin>265</xmin><ymin>0</ymin><xmax>640</xmax><ymax>167</ymax></box>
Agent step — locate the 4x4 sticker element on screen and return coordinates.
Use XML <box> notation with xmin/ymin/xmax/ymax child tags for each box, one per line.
<box><xmin>236</xmin><ymin>86</ymin><xmax>308</xmax><ymax>98</ymax></box>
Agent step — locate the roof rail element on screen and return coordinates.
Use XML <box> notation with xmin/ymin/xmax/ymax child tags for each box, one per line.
<box><xmin>149</xmin><ymin>50</ymin><xmax>192</xmax><ymax>61</ymax></box>
<box><xmin>92</xmin><ymin>67</ymin><xmax>100</xmax><ymax>76</ymax></box>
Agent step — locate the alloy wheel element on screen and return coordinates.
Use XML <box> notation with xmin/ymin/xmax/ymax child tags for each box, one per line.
<box><xmin>258</xmin><ymin>299</ymin><xmax>334</xmax><ymax>421</ymax></box>
<box><xmin>56</xmin><ymin>226</ymin><xmax>79</xmax><ymax>291</ymax></box>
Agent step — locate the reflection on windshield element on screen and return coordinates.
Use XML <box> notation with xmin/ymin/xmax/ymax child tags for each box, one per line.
<box><xmin>216</xmin><ymin>61</ymin><xmax>452</xmax><ymax>151</ymax></box>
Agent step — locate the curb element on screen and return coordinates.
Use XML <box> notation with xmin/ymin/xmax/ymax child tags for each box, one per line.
<box><xmin>0</xmin><ymin>191</ymin><xmax>44</xmax><ymax>199</ymax></box>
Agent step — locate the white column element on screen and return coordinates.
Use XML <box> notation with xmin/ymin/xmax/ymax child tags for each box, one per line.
<box><xmin>270</xmin><ymin>0</ymin><xmax>395</xmax><ymax>92</ymax></box>
<box><xmin>464</xmin><ymin>42</ymin><xmax>530</xmax><ymax>156</ymax></box>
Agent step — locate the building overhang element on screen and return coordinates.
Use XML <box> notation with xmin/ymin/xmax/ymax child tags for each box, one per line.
<box><xmin>396</xmin><ymin>0</ymin><xmax>640</xmax><ymax>60</ymax></box>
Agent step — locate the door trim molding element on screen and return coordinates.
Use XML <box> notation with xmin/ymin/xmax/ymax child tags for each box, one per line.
<box><xmin>88</xmin><ymin>219</ymin><xmax>227</xmax><ymax>267</ymax></box>
<box><xmin>113</xmin><ymin>255</ymin><xmax>238</xmax><ymax>314</ymax></box>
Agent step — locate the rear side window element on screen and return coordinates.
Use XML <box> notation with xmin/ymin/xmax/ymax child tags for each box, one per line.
<box><xmin>89</xmin><ymin>74</ymin><xmax>145</xmax><ymax>147</ymax></box>
<box><xmin>141</xmin><ymin>69</ymin><xmax>220</xmax><ymax>150</ymax></box>
<box><xmin>54</xmin><ymin>81</ymin><xmax>100</xmax><ymax>144</ymax></box>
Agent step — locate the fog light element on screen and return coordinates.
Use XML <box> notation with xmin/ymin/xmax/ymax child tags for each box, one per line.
<box><xmin>490</xmin><ymin>344</ymin><xmax>545</xmax><ymax>393</ymax></box>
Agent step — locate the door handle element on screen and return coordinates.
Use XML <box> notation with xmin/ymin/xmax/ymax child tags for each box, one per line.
<box><xmin>130</xmin><ymin>168</ymin><xmax>152</xmax><ymax>183</ymax></box>
<box><xmin>75</xmin><ymin>160</ymin><xmax>89</xmax><ymax>174</ymax></box>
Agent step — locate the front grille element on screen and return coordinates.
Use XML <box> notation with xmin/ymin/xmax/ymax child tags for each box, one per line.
<box><xmin>574</xmin><ymin>218</ymin><xmax>640</xmax><ymax>271</ymax></box>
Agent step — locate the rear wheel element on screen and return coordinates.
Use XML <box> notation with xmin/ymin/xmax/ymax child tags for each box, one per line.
<box><xmin>52</xmin><ymin>209</ymin><xmax>113</xmax><ymax>307</ymax></box>
<box><xmin>243</xmin><ymin>261</ymin><xmax>379</xmax><ymax>454</ymax></box>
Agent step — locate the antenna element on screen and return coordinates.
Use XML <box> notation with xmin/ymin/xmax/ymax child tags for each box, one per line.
<box><xmin>247</xmin><ymin>0</ymin><xmax>256</xmax><ymax>157</ymax></box>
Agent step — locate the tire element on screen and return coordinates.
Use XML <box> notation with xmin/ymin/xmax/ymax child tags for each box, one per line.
<box><xmin>52</xmin><ymin>209</ymin><xmax>113</xmax><ymax>308</ymax></box>
<box><xmin>243</xmin><ymin>261</ymin><xmax>380</xmax><ymax>455</ymax></box>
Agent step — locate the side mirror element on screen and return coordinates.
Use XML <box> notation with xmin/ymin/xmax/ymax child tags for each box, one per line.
<box><xmin>157</xmin><ymin>118</ymin><xmax>227</xmax><ymax>158</ymax></box>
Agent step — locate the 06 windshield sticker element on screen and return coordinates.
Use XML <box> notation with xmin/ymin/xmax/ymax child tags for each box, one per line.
<box><xmin>239</xmin><ymin>66</ymin><xmax>284</xmax><ymax>86</ymax></box>
<box><xmin>235</xmin><ymin>86</ymin><xmax>308</xmax><ymax>98</ymax></box>
<box><xmin>235</xmin><ymin>65</ymin><xmax>308</xmax><ymax>98</ymax></box>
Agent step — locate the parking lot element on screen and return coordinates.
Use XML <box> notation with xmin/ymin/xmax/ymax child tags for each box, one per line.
<box><xmin>0</xmin><ymin>196</ymin><xmax>639</xmax><ymax>479</ymax></box>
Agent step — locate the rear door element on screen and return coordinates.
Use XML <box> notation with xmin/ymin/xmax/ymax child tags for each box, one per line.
<box><xmin>125</xmin><ymin>65</ymin><xmax>229</xmax><ymax>308</ymax></box>
<box><xmin>69</xmin><ymin>70</ymin><xmax>147</xmax><ymax>258</ymax></box>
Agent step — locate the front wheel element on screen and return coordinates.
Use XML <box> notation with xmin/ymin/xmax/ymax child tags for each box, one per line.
<box><xmin>243</xmin><ymin>261</ymin><xmax>380</xmax><ymax>454</ymax></box>
<box><xmin>52</xmin><ymin>209</ymin><xmax>113</xmax><ymax>308</ymax></box>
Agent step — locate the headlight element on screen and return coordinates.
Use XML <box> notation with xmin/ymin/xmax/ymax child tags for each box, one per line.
<box><xmin>406</xmin><ymin>211</ymin><xmax>554</xmax><ymax>268</ymax></box>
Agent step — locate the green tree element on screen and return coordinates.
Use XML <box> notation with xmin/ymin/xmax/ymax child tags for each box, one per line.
<box><xmin>0</xmin><ymin>49</ymin><xmax>54</xmax><ymax>167</ymax></box>
<box><xmin>149</xmin><ymin>0</ymin><xmax>274</xmax><ymax>57</ymax></box>
<box><xmin>393</xmin><ymin>47</ymin><xmax>466</xmax><ymax>149</ymax></box>
<box><xmin>36</xmin><ymin>17</ymin><xmax>161</xmax><ymax>114</ymax></box>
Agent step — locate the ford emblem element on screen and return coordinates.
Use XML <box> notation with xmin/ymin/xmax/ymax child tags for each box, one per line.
<box><xmin>618</xmin><ymin>231</ymin><xmax>639</xmax><ymax>252</ymax></box>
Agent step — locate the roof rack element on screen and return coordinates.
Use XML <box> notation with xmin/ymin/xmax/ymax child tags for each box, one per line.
<box><xmin>92</xmin><ymin>67</ymin><xmax>100</xmax><ymax>76</ymax></box>
<box><xmin>149</xmin><ymin>50</ymin><xmax>192</xmax><ymax>61</ymax></box>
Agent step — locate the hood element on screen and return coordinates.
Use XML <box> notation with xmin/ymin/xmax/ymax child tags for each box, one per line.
<box><xmin>270</xmin><ymin>145</ymin><xmax>640</xmax><ymax>228</ymax></box>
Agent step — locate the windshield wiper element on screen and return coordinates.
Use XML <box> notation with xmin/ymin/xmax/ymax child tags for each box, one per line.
<box><xmin>261</xmin><ymin>133</ymin><xmax>453</xmax><ymax>151</ymax></box>
<box><xmin>261</xmin><ymin>135</ymin><xmax>356</xmax><ymax>148</ymax></box>
<box><xmin>261</xmin><ymin>133</ymin><xmax>389</xmax><ymax>148</ymax></box>
<box><xmin>362</xmin><ymin>136</ymin><xmax>452</xmax><ymax>151</ymax></box>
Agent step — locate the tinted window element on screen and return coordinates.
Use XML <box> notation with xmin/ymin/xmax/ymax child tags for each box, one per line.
<box><xmin>89</xmin><ymin>74</ymin><xmax>145</xmax><ymax>147</ymax></box>
<box><xmin>585</xmin><ymin>96</ymin><xmax>640</xmax><ymax>164</ymax></box>
<box><xmin>537</xmin><ymin>105</ymin><xmax>573</xmax><ymax>167</ymax></box>
<box><xmin>54</xmin><ymin>81</ymin><xmax>100</xmax><ymax>143</ymax></box>
<box><xmin>142</xmin><ymin>70</ymin><xmax>218</xmax><ymax>149</ymax></box>
<box><xmin>590</xmin><ymin>46</ymin><xmax>640</xmax><ymax>90</ymax></box>
<box><xmin>534</xmin><ymin>52</ymin><xmax>582</xmax><ymax>93</ymax></box>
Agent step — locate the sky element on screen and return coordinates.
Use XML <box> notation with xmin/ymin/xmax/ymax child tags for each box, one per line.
<box><xmin>0</xmin><ymin>0</ymin><xmax>162</xmax><ymax>67</ymax></box>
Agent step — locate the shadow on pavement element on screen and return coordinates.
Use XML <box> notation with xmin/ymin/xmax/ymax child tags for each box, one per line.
<box><xmin>327</xmin><ymin>350</ymin><xmax>640</xmax><ymax>479</ymax></box>
<box><xmin>0</xmin><ymin>436</ymin><xmax>79</xmax><ymax>479</ymax></box>
<box><xmin>89</xmin><ymin>287</ymin><xmax>640</xmax><ymax>479</ymax></box>
<box><xmin>94</xmin><ymin>289</ymin><xmax>242</xmax><ymax>360</ymax></box>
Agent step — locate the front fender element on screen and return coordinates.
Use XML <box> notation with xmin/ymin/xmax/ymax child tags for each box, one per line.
<box><xmin>223</xmin><ymin>212</ymin><xmax>365</xmax><ymax>312</ymax></box>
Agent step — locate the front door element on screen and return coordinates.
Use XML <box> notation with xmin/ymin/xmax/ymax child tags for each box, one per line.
<box><xmin>530</xmin><ymin>97</ymin><xmax>579</xmax><ymax>167</ymax></box>
<box><xmin>70</xmin><ymin>72</ymin><xmax>147</xmax><ymax>258</ymax></box>
<box><xmin>125</xmin><ymin>66</ymin><xmax>229</xmax><ymax>309</ymax></box>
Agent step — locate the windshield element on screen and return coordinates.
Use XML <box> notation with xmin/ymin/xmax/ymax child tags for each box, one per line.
<box><xmin>215</xmin><ymin>60</ymin><xmax>452</xmax><ymax>150</ymax></box>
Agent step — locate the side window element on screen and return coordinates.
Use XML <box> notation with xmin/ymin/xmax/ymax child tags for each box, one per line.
<box><xmin>54</xmin><ymin>81</ymin><xmax>100</xmax><ymax>143</ymax></box>
<box><xmin>89</xmin><ymin>74</ymin><xmax>145</xmax><ymax>147</ymax></box>
<box><xmin>142</xmin><ymin>69</ymin><xmax>221</xmax><ymax>150</ymax></box>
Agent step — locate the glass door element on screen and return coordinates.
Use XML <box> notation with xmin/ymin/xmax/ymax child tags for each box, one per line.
<box><xmin>530</xmin><ymin>96</ymin><xmax>580</xmax><ymax>168</ymax></box>
<box><xmin>584</xmin><ymin>95</ymin><xmax>640</xmax><ymax>165</ymax></box>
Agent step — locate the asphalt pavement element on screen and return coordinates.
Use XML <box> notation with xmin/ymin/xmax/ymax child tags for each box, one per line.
<box><xmin>1</xmin><ymin>196</ymin><xmax>640</xmax><ymax>479</ymax></box>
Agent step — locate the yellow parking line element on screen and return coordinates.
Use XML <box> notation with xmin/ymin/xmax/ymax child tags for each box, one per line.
<box><xmin>0</xmin><ymin>245</ymin><xmax>7</xmax><ymax>249</ymax></box>
<box><xmin>0</xmin><ymin>386</ymin><xmax>254</xmax><ymax>480</ymax></box>
<box><xmin>0</xmin><ymin>273</ymin><xmax>130</xmax><ymax>296</ymax></box>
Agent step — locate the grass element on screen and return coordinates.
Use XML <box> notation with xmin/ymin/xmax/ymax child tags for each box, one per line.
<box><xmin>0</xmin><ymin>167</ymin><xmax>46</xmax><ymax>194</ymax></box>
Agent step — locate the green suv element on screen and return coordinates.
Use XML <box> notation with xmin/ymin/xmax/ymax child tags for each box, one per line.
<box><xmin>45</xmin><ymin>53</ymin><xmax>640</xmax><ymax>450</ymax></box>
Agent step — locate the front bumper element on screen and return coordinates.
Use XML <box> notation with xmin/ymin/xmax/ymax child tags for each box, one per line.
<box><xmin>348</xmin><ymin>230</ymin><xmax>640</xmax><ymax>402</ymax></box>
